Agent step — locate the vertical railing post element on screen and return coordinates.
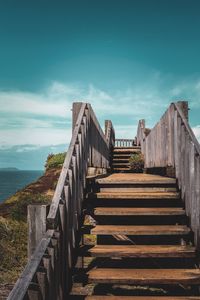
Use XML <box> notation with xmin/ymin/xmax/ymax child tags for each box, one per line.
<box><xmin>27</xmin><ymin>204</ymin><xmax>49</xmax><ymax>260</ymax></box>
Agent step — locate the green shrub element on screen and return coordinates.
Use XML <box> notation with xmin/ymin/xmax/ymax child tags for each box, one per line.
<box><xmin>10</xmin><ymin>193</ymin><xmax>50</xmax><ymax>221</ymax></box>
<box><xmin>129</xmin><ymin>153</ymin><xmax>144</xmax><ymax>172</ymax></box>
<box><xmin>0</xmin><ymin>217</ymin><xmax>27</xmax><ymax>283</ymax></box>
<box><xmin>45</xmin><ymin>152</ymin><xmax>66</xmax><ymax>170</ymax></box>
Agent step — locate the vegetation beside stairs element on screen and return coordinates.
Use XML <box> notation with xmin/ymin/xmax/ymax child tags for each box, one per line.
<box><xmin>0</xmin><ymin>152</ymin><xmax>65</xmax><ymax>297</ymax></box>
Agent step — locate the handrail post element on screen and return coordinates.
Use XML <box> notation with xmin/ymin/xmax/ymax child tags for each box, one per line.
<box><xmin>27</xmin><ymin>204</ymin><xmax>49</xmax><ymax>260</ymax></box>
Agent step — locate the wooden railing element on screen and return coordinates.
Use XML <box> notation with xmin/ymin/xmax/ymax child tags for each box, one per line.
<box><xmin>137</xmin><ymin>101</ymin><xmax>200</xmax><ymax>248</ymax></box>
<box><xmin>105</xmin><ymin>120</ymin><xmax>115</xmax><ymax>150</ymax></box>
<box><xmin>115</xmin><ymin>138</ymin><xmax>134</xmax><ymax>147</ymax></box>
<box><xmin>8</xmin><ymin>102</ymin><xmax>115</xmax><ymax>300</ymax></box>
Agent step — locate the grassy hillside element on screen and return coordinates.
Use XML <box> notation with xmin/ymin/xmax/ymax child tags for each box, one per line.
<box><xmin>0</xmin><ymin>152</ymin><xmax>65</xmax><ymax>292</ymax></box>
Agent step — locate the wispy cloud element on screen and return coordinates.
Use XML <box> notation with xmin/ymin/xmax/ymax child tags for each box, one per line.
<box><xmin>192</xmin><ymin>125</ymin><xmax>200</xmax><ymax>142</ymax></box>
<box><xmin>0</xmin><ymin>77</ymin><xmax>200</xmax><ymax>148</ymax></box>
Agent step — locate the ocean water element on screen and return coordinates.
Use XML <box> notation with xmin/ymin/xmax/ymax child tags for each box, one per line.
<box><xmin>0</xmin><ymin>170</ymin><xmax>43</xmax><ymax>203</ymax></box>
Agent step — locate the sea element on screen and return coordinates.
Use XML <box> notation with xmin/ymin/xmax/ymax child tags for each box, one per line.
<box><xmin>0</xmin><ymin>170</ymin><xmax>44</xmax><ymax>203</ymax></box>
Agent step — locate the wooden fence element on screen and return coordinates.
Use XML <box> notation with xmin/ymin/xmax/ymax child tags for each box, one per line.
<box><xmin>137</xmin><ymin>101</ymin><xmax>200</xmax><ymax>248</ymax></box>
<box><xmin>8</xmin><ymin>102</ymin><xmax>115</xmax><ymax>300</ymax></box>
<box><xmin>115</xmin><ymin>138</ymin><xmax>134</xmax><ymax>147</ymax></box>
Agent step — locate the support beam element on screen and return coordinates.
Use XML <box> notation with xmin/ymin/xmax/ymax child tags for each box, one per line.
<box><xmin>28</xmin><ymin>204</ymin><xmax>49</xmax><ymax>260</ymax></box>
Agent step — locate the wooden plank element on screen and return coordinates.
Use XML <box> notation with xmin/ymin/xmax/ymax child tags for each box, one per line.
<box><xmin>91</xmin><ymin>225</ymin><xmax>190</xmax><ymax>236</ymax></box>
<box><xmin>91</xmin><ymin>191</ymin><xmax>180</xmax><ymax>199</ymax></box>
<box><xmin>112</xmin><ymin>167</ymin><xmax>130</xmax><ymax>171</ymax></box>
<box><xmin>89</xmin><ymin>104</ymin><xmax>108</xmax><ymax>144</ymax></box>
<box><xmin>42</xmin><ymin>255</ymin><xmax>53</xmax><ymax>300</ymax></box>
<box><xmin>88</xmin><ymin>268</ymin><xmax>200</xmax><ymax>285</ymax></box>
<box><xmin>94</xmin><ymin>207</ymin><xmax>185</xmax><ymax>216</ymax></box>
<box><xmin>27</xmin><ymin>283</ymin><xmax>42</xmax><ymax>300</ymax></box>
<box><xmin>99</xmin><ymin>187</ymin><xmax>177</xmax><ymax>192</ymax></box>
<box><xmin>180</xmin><ymin>123</ymin><xmax>186</xmax><ymax>200</ymax></box>
<box><xmin>36</xmin><ymin>268</ymin><xmax>47</xmax><ymax>300</ymax></box>
<box><xmin>113</xmin><ymin>148</ymin><xmax>139</xmax><ymax>153</ymax></box>
<box><xmin>112</xmin><ymin>158</ymin><xmax>130</xmax><ymax>162</ymax></box>
<box><xmin>167</xmin><ymin>104</ymin><xmax>175</xmax><ymax>167</ymax></box>
<box><xmin>47</xmin><ymin>245</ymin><xmax>56</xmax><ymax>299</ymax></box>
<box><xmin>47</xmin><ymin>103</ymin><xmax>87</xmax><ymax>224</ymax></box>
<box><xmin>28</xmin><ymin>204</ymin><xmax>49</xmax><ymax>259</ymax></box>
<box><xmin>113</xmin><ymin>152</ymin><xmax>140</xmax><ymax>157</ymax></box>
<box><xmin>87</xmin><ymin>244</ymin><xmax>195</xmax><ymax>258</ymax></box>
<box><xmin>96</xmin><ymin>173</ymin><xmax>176</xmax><ymax>184</ymax></box>
<box><xmin>112</xmin><ymin>162</ymin><xmax>130</xmax><ymax>166</ymax></box>
<box><xmin>189</xmin><ymin>142</ymin><xmax>195</xmax><ymax>231</ymax></box>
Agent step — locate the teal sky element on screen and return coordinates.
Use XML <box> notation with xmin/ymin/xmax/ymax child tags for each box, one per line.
<box><xmin>0</xmin><ymin>0</ymin><xmax>200</xmax><ymax>169</ymax></box>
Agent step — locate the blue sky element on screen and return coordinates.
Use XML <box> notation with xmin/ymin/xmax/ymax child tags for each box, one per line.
<box><xmin>0</xmin><ymin>0</ymin><xmax>200</xmax><ymax>169</ymax></box>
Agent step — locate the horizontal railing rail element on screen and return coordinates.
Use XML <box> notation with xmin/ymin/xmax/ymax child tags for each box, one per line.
<box><xmin>8</xmin><ymin>102</ymin><xmax>115</xmax><ymax>300</ymax></box>
<box><xmin>115</xmin><ymin>138</ymin><xmax>134</xmax><ymax>147</ymax></box>
<box><xmin>136</xmin><ymin>101</ymin><xmax>200</xmax><ymax>248</ymax></box>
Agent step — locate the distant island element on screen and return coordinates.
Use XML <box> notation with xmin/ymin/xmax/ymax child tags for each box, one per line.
<box><xmin>0</xmin><ymin>167</ymin><xmax>19</xmax><ymax>171</ymax></box>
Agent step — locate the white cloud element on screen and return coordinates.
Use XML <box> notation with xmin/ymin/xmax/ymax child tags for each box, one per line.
<box><xmin>0</xmin><ymin>90</ymin><xmax>71</xmax><ymax>118</ymax></box>
<box><xmin>0</xmin><ymin>127</ymin><xmax>72</xmax><ymax>147</ymax></box>
<box><xmin>1</xmin><ymin>78</ymin><xmax>200</xmax><ymax>147</ymax></box>
<box><xmin>192</xmin><ymin>126</ymin><xmax>200</xmax><ymax>142</ymax></box>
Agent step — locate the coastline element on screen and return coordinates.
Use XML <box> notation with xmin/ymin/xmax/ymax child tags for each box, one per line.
<box><xmin>0</xmin><ymin>170</ymin><xmax>44</xmax><ymax>204</ymax></box>
<box><xmin>0</xmin><ymin>152</ymin><xmax>65</xmax><ymax>298</ymax></box>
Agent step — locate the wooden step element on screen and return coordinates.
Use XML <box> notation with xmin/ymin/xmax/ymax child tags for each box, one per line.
<box><xmin>112</xmin><ymin>168</ymin><xmax>130</xmax><ymax>171</ymax></box>
<box><xmin>98</xmin><ymin>187</ymin><xmax>177</xmax><ymax>193</ymax></box>
<box><xmin>91</xmin><ymin>192</ymin><xmax>180</xmax><ymax>200</ymax></box>
<box><xmin>94</xmin><ymin>207</ymin><xmax>185</xmax><ymax>216</ymax></box>
<box><xmin>96</xmin><ymin>174</ymin><xmax>177</xmax><ymax>185</ymax></box>
<box><xmin>113</xmin><ymin>167</ymin><xmax>130</xmax><ymax>170</ymax></box>
<box><xmin>91</xmin><ymin>225</ymin><xmax>190</xmax><ymax>236</ymax></box>
<box><xmin>88</xmin><ymin>268</ymin><xmax>200</xmax><ymax>285</ymax></box>
<box><xmin>87</xmin><ymin>245</ymin><xmax>195</xmax><ymax>258</ymax></box>
<box><xmin>112</xmin><ymin>162</ymin><xmax>130</xmax><ymax>166</ymax></box>
<box><xmin>112</xmin><ymin>158</ymin><xmax>130</xmax><ymax>162</ymax></box>
<box><xmin>86</xmin><ymin>296</ymin><xmax>200</xmax><ymax>299</ymax></box>
<box><xmin>113</xmin><ymin>153</ymin><xmax>132</xmax><ymax>158</ymax></box>
<box><xmin>113</xmin><ymin>149</ymin><xmax>141</xmax><ymax>154</ymax></box>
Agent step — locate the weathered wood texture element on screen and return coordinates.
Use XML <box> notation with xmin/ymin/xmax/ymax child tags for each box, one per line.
<box><xmin>136</xmin><ymin>101</ymin><xmax>200</xmax><ymax>248</ymax></box>
<box><xmin>28</xmin><ymin>205</ymin><xmax>49</xmax><ymax>259</ymax></box>
<box><xmin>8</xmin><ymin>102</ymin><xmax>115</xmax><ymax>300</ymax></box>
<box><xmin>88</xmin><ymin>268</ymin><xmax>200</xmax><ymax>285</ymax></box>
<box><xmin>87</xmin><ymin>244</ymin><xmax>195</xmax><ymax>258</ymax></box>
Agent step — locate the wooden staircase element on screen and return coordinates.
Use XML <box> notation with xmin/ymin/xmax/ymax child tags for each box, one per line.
<box><xmin>8</xmin><ymin>102</ymin><xmax>200</xmax><ymax>300</ymax></box>
<box><xmin>112</xmin><ymin>146</ymin><xmax>140</xmax><ymax>172</ymax></box>
<box><xmin>71</xmin><ymin>151</ymin><xmax>200</xmax><ymax>298</ymax></box>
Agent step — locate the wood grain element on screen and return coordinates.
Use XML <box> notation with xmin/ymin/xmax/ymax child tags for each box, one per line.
<box><xmin>88</xmin><ymin>268</ymin><xmax>200</xmax><ymax>285</ymax></box>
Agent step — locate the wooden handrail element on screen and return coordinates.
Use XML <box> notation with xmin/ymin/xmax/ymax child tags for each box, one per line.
<box><xmin>8</xmin><ymin>230</ymin><xmax>55</xmax><ymax>299</ymax></box>
<box><xmin>136</xmin><ymin>101</ymin><xmax>200</xmax><ymax>248</ymax></box>
<box><xmin>47</xmin><ymin>103</ymin><xmax>87</xmax><ymax>225</ymax></box>
<box><xmin>9</xmin><ymin>102</ymin><xmax>115</xmax><ymax>299</ymax></box>
<box><xmin>105</xmin><ymin>120</ymin><xmax>115</xmax><ymax>149</ymax></box>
